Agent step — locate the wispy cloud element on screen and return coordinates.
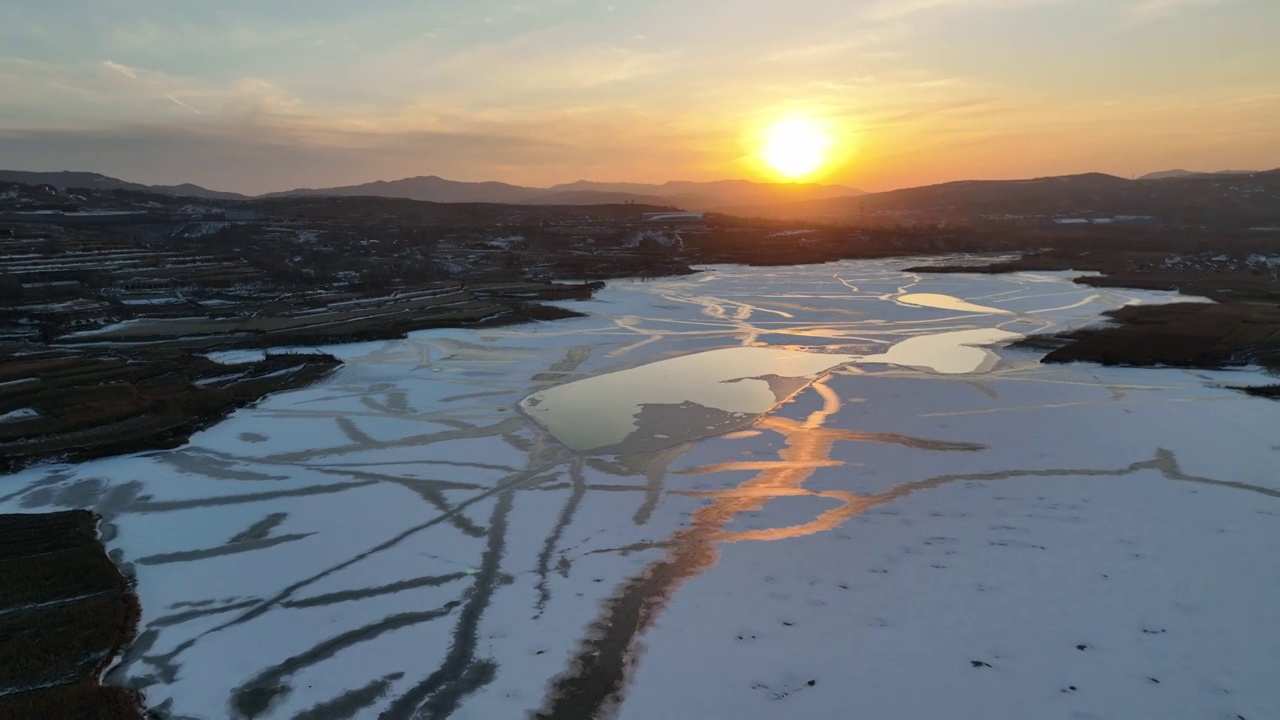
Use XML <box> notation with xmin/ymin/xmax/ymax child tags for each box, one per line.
<box><xmin>865</xmin><ymin>0</ymin><xmax>1061</xmax><ymax>21</ymax></box>
<box><xmin>1127</xmin><ymin>0</ymin><xmax>1234</xmax><ymax>22</ymax></box>
<box><xmin>1</xmin><ymin>58</ymin><xmax>303</xmax><ymax>125</ymax></box>
<box><xmin>863</xmin><ymin>97</ymin><xmax>1001</xmax><ymax>128</ymax></box>
<box><xmin>428</xmin><ymin>41</ymin><xmax>682</xmax><ymax>93</ymax></box>
<box><xmin>166</xmin><ymin>95</ymin><xmax>202</xmax><ymax>114</ymax></box>
<box><xmin>101</xmin><ymin>59</ymin><xmax>137</xmax><ymax>79</ymax></box>
<box><xmin>757</xmin><ymin>38</ymin><xmax>883</xmax><ymax>65</ymax></box>
<box><xmin>2</xmin><ymin>0</ymin><xmax>1277</xmax><ymax>191</ymax></box>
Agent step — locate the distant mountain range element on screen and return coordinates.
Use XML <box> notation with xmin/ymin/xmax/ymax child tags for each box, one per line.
<box><xmin>4</xmin><ymin>168</ymin><xmax>1278</xmax><ymax>226</ymax></box>
<box><xmin>758</xmin><ymin>169</ymin><xmax>1280</xmax><ymax>225</ymax></box>
<box><xmin>260</xmin><ymin>176</ymin><xmax>864</xmax><ymax>211</ymax></box>
<box><xmin>0</xmin><ymin>171</ymin><xmax>251</xmax><ymax>201</ymax></box>
<box><xmin>0</xmin><ymin>170</ymin><xmax>860</xmax><ymax>211</ymax></box>
<box><xmin>1137</xmin><ymin>169</ymin><xmax>1260</xmax><ymax>181</ymax></box>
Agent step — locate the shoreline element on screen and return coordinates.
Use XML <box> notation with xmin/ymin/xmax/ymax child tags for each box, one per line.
<box><xmin>44</xmin><ymin>282</ymin><xmax>599</xmax><ymax>352</ymax></box>
<box><xmin>0</xmin><ymin>510</ymin><xmax>144</xmax><ymax>719</ymax></box>
<box><xmin>8</xmin><ymin>249</ymin><xmax>1277</xmax><ymax>476</ymax></box>
<box><xmin>2</xmin><ymin>249</ymin><xmax>1269</xmax><ymax>712</ymax></box>
<box><xmin>0</xmin><ymin>281</ymin><xmax>600</xmax><ymax>475</ymax></box>
<box><xmin>908</xmin><ymin>253</ymin><xmax>1280</xmax><ymax>397</ymax></box>
<box><xmin>0</xmin><ymin>351</ymin><xmax>342</xmax><ymax>474</ymax></box>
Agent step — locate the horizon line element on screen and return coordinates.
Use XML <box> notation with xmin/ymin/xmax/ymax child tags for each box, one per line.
<box><xmin>2</xmin><ymin>167</ymin><xmax>1274</xmax><ymax>199</ymax></box>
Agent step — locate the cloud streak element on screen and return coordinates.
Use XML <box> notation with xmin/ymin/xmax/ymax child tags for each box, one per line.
<box><xmin>101</xmin><ymin>59</ymin><xmax>137</xmax><ymax>79</ymax></box>
<box><xmin>166</xmin><ymin>95</ymin><xmax>202</xmax><ymax>114</ymax></box>
<box><xmin>1127</xmin><ymin>0</ymin><xmax>1235</xmax><ymax>21</ymax></box>
<box><xmin>0</xmin><ymin>0</ymin><xmax>1276</xmax><ymax>191</ymax></box>
<box><xmin>864</xmin><ymin>0</ymin><xmax>1061</xmax><ymax>21</ymax></box>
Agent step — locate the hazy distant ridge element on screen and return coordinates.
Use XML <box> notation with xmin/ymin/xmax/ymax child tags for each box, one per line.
<box><xmin>1138</xmin><ymin>169</ymin><xmax>1260</xmax><ymax>181</ymax></box>
<box><xmin>263</xmin><ymin>176</ymin><xmax>864</xmax><ymax>211</ymax></box>
<box><xmin>761</xmin><ymin>169</ymin><xmax>1280</xmax><ymax>224</ymax></box>
<box><xmin>0</xmin><ymin>169</ymin><xmax>862</xmax><ymax>210</ymax></box>
<box><xmin>0</xmin><ymin>170</ymin><xmax>249</xmax><ymax>201</ymax></box>
<box><xmin>5</xmin><ymin>168</ymin><xmax>1277</xmax><ymax>226</ymax></box>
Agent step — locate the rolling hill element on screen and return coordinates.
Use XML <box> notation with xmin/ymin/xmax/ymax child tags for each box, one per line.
<box><xmin>1138</xmin><ymin>169</ymin><xmax>1259</xmax><ymax>181</ymax></box>
<box><xmin>0</xmin><ymin>171</ymin><xmax>247</xmax><ymax>201</ymax></box>
<box><xmin>266</xmin><ymin>176</ymin><xmax>863</xmax><ymax>211</ymax></box>
<box><xmin>261</xmin><ymin>176</ymin><xmax>545</xmax><ymax>204</ymax></box>
<box><xmin>760</xmin><ymin>170</ymin><xmax>1280</xmax><ymax>227</ymax></box>
<box><xmin>0</xmin><ymin>169</ymin><xmax>860</xmax><ymax>211</ymax></box>
<box><xmin>4</xmin><ymin>167</ymin><xmax>1277</xmax><ymax>227</ymax></box>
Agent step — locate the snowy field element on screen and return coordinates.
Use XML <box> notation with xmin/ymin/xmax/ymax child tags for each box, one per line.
<box><xmin>1</xmin><ymin>259</ymin><xmax>1277</xmax><ymax>720</ymax></box>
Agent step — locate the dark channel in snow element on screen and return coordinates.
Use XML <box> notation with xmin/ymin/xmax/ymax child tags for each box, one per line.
<box><xmin>1</xmin><ymin>260</ymin><xmax>1276</xmax><ymax>720</ymax></box>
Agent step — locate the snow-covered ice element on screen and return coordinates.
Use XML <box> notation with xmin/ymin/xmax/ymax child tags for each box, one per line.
<box><xmin>0</xmin><ymin>258</ymin><xmax>1276</xmax><ymax>720</ymax></box>
<box><xmin>857</xmin><ymin>327</ymin><xmax>1024</xmax><ymax>374</ymax></box>
<box><xmin>521</xmin><ymin>347</ymin><xmax>857</xmax><ymax>453</ymax></box>
<box><xmin>0</xmin><ymin>407</ymin><xmax>38</xmax><ymax>423</ymax></box>
<box><xmin>895</xmin><ymin>292</ymin><xmax>1016</xmax><ymax>315</ymax></box>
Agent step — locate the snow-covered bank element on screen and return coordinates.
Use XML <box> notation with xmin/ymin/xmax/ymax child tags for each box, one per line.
<box><xmin>0</xmin><ymin>259</ymin><xmax>1274</xmax><ymax>720</ymax></box>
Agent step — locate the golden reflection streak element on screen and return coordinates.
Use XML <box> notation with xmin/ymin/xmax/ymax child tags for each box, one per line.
<box><xmin>692</xmin><ymin>379</ymin><xmax>984</xmax><ymax>543</ymax></box>
<box><xmin>663</xmin><ymin>377</ymin><xmax>983</xmax><ymax>547</ymax></box>
<box><xmin>535</xmin><ymin>378</ymin><xmax>982</xmax><ymax>717</ymax></box>
<box><xmin>679</xmin><ymin>379</ymin><xmax>850</xmax><ymax>539</ymax></box>
<box><xmin>677</xmin><ymin>460</ymin><xmax>847</xmax><ymax>473</ymax></box>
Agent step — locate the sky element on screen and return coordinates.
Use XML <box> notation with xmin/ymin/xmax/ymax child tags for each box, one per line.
<box><xmin>1</xmin><ymin>0</ymin><xmax>1278</xmax><ymax>194</ymax></box>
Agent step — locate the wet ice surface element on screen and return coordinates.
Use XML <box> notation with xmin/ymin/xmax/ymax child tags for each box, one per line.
<box><xmin>2</xmin><ymin>259</ymin><xmax>1277</xmax><ymax>720</ymax></box>
<box><xmin>895</xmin><ymin>292</ymin><xmax>1016</xmax><ymax>315</ymax></box>
<box><xmin>520</xmin><ymin>347</ymin><xmax>857</xmax><ymax>454</ymax></box>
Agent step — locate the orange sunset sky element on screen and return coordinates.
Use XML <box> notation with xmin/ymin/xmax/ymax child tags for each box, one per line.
<box><xmin>1</xmin><ymin>0</ymin><xmax>1277</xmax><ymax>194</ymax></box>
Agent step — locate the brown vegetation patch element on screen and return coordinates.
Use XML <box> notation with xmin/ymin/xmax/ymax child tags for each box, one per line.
<box><xmin>1027</xmin><ymin>303</ymin><xmax>1280</xmax><ymax>369</ymax></box>
<box><xmin>0</xmin><ymin>351</ymin><xmax>341</xmax><ymax>473</ymax></box>
<box><xmin>1232</xmin><ymin>384</ymin><xmax>1280</xmax><ymax>398</ymax></box>
<box><xmin>1021</xmin><ymin>302</ymin><xmax>1280</xmax><ymax>400</ymax></box>
<box><xmin>0</xmin><ymin>510</ymin><xmax>143</xmax><ymax>720</ymax></box>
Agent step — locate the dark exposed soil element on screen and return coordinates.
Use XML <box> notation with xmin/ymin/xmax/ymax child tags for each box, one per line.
<box><xmin>0</xmin><ymin>351</ymin><xmax>341</xmax><ymax>473</ymax></box>
<box><xmin>0</xmin><ymin>511</ymin><xmax>143</xmax><ymax>720</ymax></box>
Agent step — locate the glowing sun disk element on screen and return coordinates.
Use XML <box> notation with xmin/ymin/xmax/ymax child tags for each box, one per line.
<box><xmin>761</xmin><ymin>118</ymin><xmax>832</xmax><ymax>180</ymax></box>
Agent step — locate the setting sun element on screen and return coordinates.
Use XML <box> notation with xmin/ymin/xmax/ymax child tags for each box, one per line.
<box><xmin>760</xmin><ymin>117</ymin><xmax>833</xmax><ymax>181</ymax></box>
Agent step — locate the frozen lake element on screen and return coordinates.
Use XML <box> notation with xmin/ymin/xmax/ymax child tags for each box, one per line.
<box><xmin>3</xmin><ymin>259</ymin><xmax>1277</xmax><ymax>720</ymax></box>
